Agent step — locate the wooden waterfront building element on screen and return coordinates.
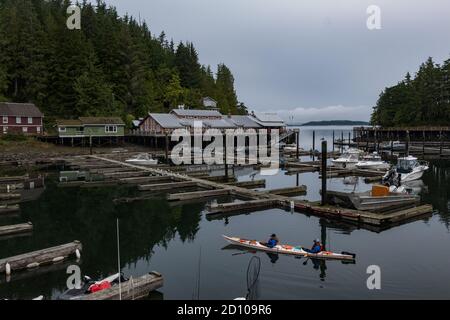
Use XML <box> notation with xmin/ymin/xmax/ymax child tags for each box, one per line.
<box><xmin>0</xmin><ymin>102</ymin><xmax>44</xmax><ymax>135</ymax></box>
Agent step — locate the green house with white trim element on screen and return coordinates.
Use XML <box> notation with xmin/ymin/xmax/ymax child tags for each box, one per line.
<box><xmin>56</xmin><ymin>117</ymin><xmax>125</xmax><ymax>138</ymax></box>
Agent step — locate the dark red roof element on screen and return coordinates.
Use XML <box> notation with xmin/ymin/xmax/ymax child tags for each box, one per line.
<box><xmin>0</xmin><ymin>102</ymin><xmax>43</xmax><ymax>117</ymax></box>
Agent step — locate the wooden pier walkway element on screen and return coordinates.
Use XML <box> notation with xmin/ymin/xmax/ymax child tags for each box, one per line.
<box><xmin>64</xmin><ymin>154</ymin><xmax>433</xmax><ymax>229</ymax></box>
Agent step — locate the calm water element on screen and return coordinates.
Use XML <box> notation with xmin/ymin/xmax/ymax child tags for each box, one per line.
<box><xmin>1</xmin><ymin>126</ymin><xmax>449</xmax><ymax>300</ymax></box>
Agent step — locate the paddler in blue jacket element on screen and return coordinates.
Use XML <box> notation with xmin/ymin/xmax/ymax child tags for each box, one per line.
<box><xmin>303</xmin><ymin>239</ymin><xmax>323</xmax><ymax>254</ymax></box>
<box><xmin>265</xmin><ymin>234</ymin><xmax>279</xmax><ymax>248</ymax></box>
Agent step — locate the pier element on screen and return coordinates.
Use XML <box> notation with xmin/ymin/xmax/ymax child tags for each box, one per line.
<box><xmin>55</xmin><ymin>153</ymin><xmax>433</xmax><ymax>230</ymax></box>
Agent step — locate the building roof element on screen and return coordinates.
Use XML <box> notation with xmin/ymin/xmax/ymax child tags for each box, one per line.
<box><xmin>226</xmin><ymin>115</ymin><xmax>261</xmax><ymax>128</ymax></box>
<box><xmin>171</xmin><ymin>109</ymin><xmax>222</xmax><ymax>117</ymax></box>
<box><xmin>148</xmin><ymin>113</ymin><xmax>183</xmax><ymax>128</ymax></box>
<box><xmin>56</xmin><ymin>117</ymin><xmax>125</xmax><ymax>126</ymax></box>
<box><xmin>202</xmin><ymin>96</ymin><xmax>217</xmax><ymax>103</ymax></box>
<box><xmin>79</xmin><ymin>117</ymin><xmax>125</xmax><ymax>125</ymax></box>
<box><xmin>0</xmin><ymin>102</ymin><xmax>43</xmax><ymax>117</ymax></box>
<box><xmin>56</xmin><ymin>119</ymin><xmax>82</xmax><ymax>126</ymax></box>
<box><xmin>204</xmin><ymin>118</ymin><xmax>236</xmax><ymax>129</ymax></box>
<box><xmin>251</xmin><ymin>112</ymin><xmax>285</xmax><ymax>127</ymax></box>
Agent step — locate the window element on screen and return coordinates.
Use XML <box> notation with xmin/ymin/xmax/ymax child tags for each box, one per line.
<box><xmin>105</xmin><ymin>125</ymin><xmax>118</xmax><ymax>133</ymax></box>
<box><xmin>28</xmin><ymin>117</ymin><xmax>33</xmax><ymax>124</ymax></box>
<box><xmin>16</xmin><ymin>117</ymin><xmax>22</xmax><ymax>124</ymax></box>
<box><xmin>2</xmin><ymin>116</ymin><xmax>7</xmax><ymax>124</ymax></box>
<box><xmin>22</xmin><ymin>127</ymin><xmax>28</xmax><ymax>133</ymax></box>
<box><xmin>2</xmin><ymin>126</ymin><xmax>7</xmax><ymax>133</ymax></box>
<box><xmin>59</xmin><ymin>127</ymin><xmax>66</xmax><ymax>132</ymax></box>
<box><xmin>37</xmin><ymin>126</ymin><xmax>41</xmax><ymax>133</ymax></box>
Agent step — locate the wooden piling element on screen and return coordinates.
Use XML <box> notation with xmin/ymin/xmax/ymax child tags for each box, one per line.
<box><xmin>321</xmin><ymin>140</ymin><xmax>327</xmax><ymax>206</ymax></box>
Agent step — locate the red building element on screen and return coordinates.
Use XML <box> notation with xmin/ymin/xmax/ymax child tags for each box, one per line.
<box><xmin>0</xmin><ymin>102</ymin><xmax>44</xmax><ymax>135</ymax></box>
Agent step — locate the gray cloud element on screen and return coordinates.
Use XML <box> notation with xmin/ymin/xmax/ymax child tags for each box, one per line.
<box><xmin>104</xmin><ymin>0</ymin><xmax>450</xmax><ymax>121</ymax></box>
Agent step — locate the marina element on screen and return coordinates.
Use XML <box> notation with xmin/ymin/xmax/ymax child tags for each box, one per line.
<box><xmin>1</xmin><ymin>126</ymin><xmax>448</xmax><ymax>300</ymax></box>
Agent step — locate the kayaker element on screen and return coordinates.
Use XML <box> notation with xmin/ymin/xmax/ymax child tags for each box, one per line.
<box><xmin>264</xmin><ymin>234</ymin><xmax>279</xmax><ymax>248</ymax></box>
<box><xmin>303</xmin><ymin>239</ymin><xmax>323</xmax><ymax>254</ymax></box>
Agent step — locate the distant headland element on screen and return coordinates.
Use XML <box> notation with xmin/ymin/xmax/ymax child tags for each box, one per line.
<box><xmin>289</xmin><ymin>120</ymin><xmax>370</xmax><ymax>126</ymax></box>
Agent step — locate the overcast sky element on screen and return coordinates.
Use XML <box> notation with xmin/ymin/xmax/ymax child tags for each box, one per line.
<box><xmin>104</xmin><ymin>0</ymin><xmax>450</xmax><ymax>122</ymax></box>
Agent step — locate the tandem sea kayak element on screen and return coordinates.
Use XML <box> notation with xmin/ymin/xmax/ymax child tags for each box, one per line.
<box><xmin>223</xmin><ymin>235</ymin><xmax>355</xmax><ymax>261</ymax></box>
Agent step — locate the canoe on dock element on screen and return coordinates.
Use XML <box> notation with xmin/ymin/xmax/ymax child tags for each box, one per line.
<box><xmin>223</xmin><ymin>236</ymin><xmax>355</xmax><ymax>261</ymax></box>
<box><xmin>0</xmin><ymin>241</ymin><xmax>82</xmax><ymax>274</ymax></box>
<box><xmin>71</xmin><ymin>271</ymin><xmax>164</xmax><ymax>300</ymax></box>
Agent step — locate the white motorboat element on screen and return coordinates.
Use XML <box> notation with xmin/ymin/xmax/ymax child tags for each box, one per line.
<box><xmin>355</xmin><ymin>152</ymin><xmax>390</xmax><ymax>170</ymax></box>
<box><xmin>331</xmin><ymin>148</ymin><xmax>363</xmax><ymax>169</ymax></box>
<box><xmin>125</xmin><ymin>153</ymin><xmax>158</xmax><ymax>165</ymax></box>
<box><xmin>382</xmin><ymin>155</ymin><xmax>429</xmax><ymax>184</ymax></box>
<box><xmin>381</xmin><ymin>140</ymin><xmax>406</xmax><ymax>151</ymax></box>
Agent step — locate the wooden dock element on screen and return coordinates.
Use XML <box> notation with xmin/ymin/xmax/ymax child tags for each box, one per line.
<box><xmin>72</xmin><ymin>271</ymin><xmax>164</xmax><ymax>300</ymax></box>
<box><xmin>64</xmin><ymin>154</ymin><xmax>434</xmax><ymax>230</ymax></box>
<box><xmin>0</xmin><ymin>222</ymin><xmax>33</xmax><ymax>237</ymax></box>
<box><xmin>0</xmin><ymin>241</ymin><xmax>82</xmax><ymax>274</ymax></box>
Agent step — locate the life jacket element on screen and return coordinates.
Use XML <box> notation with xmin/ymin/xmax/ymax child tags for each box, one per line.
<box><xmin>88</xmin><ymin>281</ymin><xmax>111</xmax><ymax>293</ymax></box>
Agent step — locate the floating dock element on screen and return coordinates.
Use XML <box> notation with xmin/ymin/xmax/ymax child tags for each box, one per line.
<box><xmin>72</xmin><ymin>271</ymin><xmax>164</xmax><ymax>300</ymax></box>
<box><xmin>0</xmin><ymin>241</ymin><xmax>82</xmax><ymax>274</ymax></box>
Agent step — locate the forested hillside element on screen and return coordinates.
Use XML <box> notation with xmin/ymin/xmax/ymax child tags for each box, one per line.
<box><xmin>0</xmin><ymin>0</ymin><xmax>246</xmax><ymax>127</ymax></box>
<box><xmin>371</xmin><ymin>57</ymin><xmax>450</xmax><ymax>127</ymax></box>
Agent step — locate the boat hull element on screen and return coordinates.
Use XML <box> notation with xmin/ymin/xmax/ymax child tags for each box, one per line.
<box><xmin>223</xmin><ymin>235</ymin><xmax>354</xmax><ymax>261</ymax></box>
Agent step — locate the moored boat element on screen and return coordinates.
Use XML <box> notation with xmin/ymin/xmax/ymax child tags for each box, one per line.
<box><xmin>355</xmin><ymin>152</ymin><xmax>390</xmax><ymax>170</ymax></box>
<box><xmin>58</xmin><ymin>273</ymin><xmax>127</xmax><ymax>300</ymax></box>
<box><xmin>222</xmin><ymin>235</ymin><xmax>355</xmax><ymax>261</ymax></box>
<box><xmin>382</xmin><ymin>155</ymin><xmax>429</xmax><ymax>184</ymax></box>
<box><xmin>331</xmin><ymin>148</ymin><xmax>363</xmax><ymax>169</ymax></box>
<box><xmin>125</xmin><ymin>153</ymin><xmax>158</xmax><ymax>166</ymax></box>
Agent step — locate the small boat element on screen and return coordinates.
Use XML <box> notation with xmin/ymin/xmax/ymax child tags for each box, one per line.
<box><xmin>125</xmin><ymin>153</ymin><xmax>158</xmax><ymax>166</ymax></box>
<box><xmin>325</xmin><ymin>186</ymin><xmax>420</xmax><ymax>212</ymax></box>
<box><xmin>331</xmin><ymin>148</ymin><xmax>363</xmax><ymax>169</ymax></box>
<box><xmin>355</xmin><ymin>152</ymin><xmax>390</xmax><ymax>170</ymax></box>
<box><xmin>381</xmin><ymin>141</ymin><xmax>406</xmax><ymax>151</ymax></box>
<box><xmin>382</xmin><ymin>155</ymin><xmax>429</xmax><ymax>184</ymax></box>
<box><xmin>223</xmin><ymin>235</ymin><xmax>355</xmax><ymax>261</ymax></box>
<box><xmin>58</xmin><ymin>273</ymin><xmax>128</xmax><ymax>300</ymax></box>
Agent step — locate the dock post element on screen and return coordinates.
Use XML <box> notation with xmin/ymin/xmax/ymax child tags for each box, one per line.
<box><xmin>348</xmin><ymin>132</ymin><xmax>351</xmax><ymax>146</ymax></box>
<box><xmin>224</xmin><ymin>133</ymin><xmax>228</xmax><ymax>180</ymax></box>
<box><xmin>295</xmin><ymin>129</ymin><xmax>300</xmax><ymax>160</ymax></box>
<box><xmin>406</xmin><ymin>130</ymin><xmax>410</xmax><ymax>156</ymax></box>
<box><xmin>165</xmin><ymin>134</ymin><xmax>169</xmax><ymax>164</ymax></box>
<box><xmin>422</xmin><ymin>131</ymin><xmax>425</xmax><ymax>155</ymax></box>
<box><xmin>321</xmin><ymin>140</ymin><xmax>327</xmax><ymax>206</ymax></box>
<box><xmin>89</xmin><ymin>135</ymin><xmax>93</xmax><ymax>155</ymax></box>
<box><xmin>341</xmin><ymin>131</ymin><xmax>344</xmax><ymax>152</ymax></box>
<box><xmin>440</xmin><ymin>130</ymin><xmax>443</xmax><ymax>157</ymax></box>
<box><xmin>312</xmin><ymin>130</ymin><xmax>315</xmax><ymax>161</ymax></box>
<box><xmin>332</xmin><ymin>131</ymin><xmax>335</xmax><ymax>151</ymax></box>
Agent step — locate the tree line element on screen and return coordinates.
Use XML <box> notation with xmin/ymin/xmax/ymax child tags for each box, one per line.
<box><xmin>371</xmin><ymin>56</ymin><xmax>450</xmax><ymax>127</ymax></box>
<box><xmin>0</xmin><ymin>0</ymin><xmax>247</xmax><ymax>128</ymax></box>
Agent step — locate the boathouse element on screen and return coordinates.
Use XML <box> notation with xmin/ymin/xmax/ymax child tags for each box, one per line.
<box><xmin>0</xmin><ymin>102</ymin><xmax>44</xmax><ymax>135</ymax></box>
<box><xmin>202</xmin><ymin>97</ymin><xmax>219</xmax><ymax>110</ymax></box>
<box><xmin>56</xmin><ymin>117</ymin><xmax>125</xmax><ymax>138</ymax></box>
